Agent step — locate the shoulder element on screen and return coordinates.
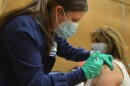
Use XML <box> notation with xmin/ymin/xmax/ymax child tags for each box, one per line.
<box><xmin>4</xmin><ymin>15</ymin><xmax>40</xmax><ymax>33</ymax></box>
<box><xmin>3</xmin><ymin>15</ymin><xmax>43</xmax><ymax>37</ymax></box>
<box><xmin>92</xmin><ymin>60</ymin><xmax>124</xmax><ymax>86</ymax></box>
<box><xmin>3</xmin><ymin>15</ymin><xmax>45</xmax><ymax>46</ymax></box>
<box><xmin>7</xmin><ymin>15</ymin><xmax>35</xmax><ymax>26</ymax></box>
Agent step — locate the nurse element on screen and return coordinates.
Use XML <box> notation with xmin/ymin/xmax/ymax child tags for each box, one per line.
<box><xmin>0</xmin><ymin>0</ymin><xmax>113</xmax><ymax>86</ymax></box>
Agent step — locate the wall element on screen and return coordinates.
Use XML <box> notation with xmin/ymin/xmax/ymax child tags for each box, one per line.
<box><xmin>0</xmin><ymin>0</ymin><xmax>3</xmax><ymax>14</ymax></box>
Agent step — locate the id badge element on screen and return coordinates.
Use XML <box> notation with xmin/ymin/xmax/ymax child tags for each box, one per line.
<box><xmin>49</xmin><ymin>42</ymin><xmax>57</xmax><ymax>57</ymax></box>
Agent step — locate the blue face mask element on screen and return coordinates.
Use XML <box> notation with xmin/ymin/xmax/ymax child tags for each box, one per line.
<box><xmin>55</xmin><ymin>10</ymin><xmax>79</xmax><ymax>39</ymax></box>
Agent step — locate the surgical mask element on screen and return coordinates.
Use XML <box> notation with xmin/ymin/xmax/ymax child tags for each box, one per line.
<box><xmin>91</xmin><ymin>43</ymin><xmax>108</xmax><ymax>54</ymax></box>
<box><xmin>55</xmin><ymin>10</ymin><xmax>79</xmax><ymax>39</ymax></box>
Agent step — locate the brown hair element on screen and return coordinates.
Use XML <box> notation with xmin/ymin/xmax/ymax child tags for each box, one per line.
<box><xmin>0</xmin><ymin>0</ymin><xmax>88</xmax><ymax>55</ymax></box>
<box><xmin>90</xmin><ymin>27</ymin><xmax>130</xmax><ymax>75</ymax></box>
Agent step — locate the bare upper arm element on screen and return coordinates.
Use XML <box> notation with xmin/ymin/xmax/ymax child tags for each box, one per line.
<box><xmin>91</xmin><ymin>62</ymin><xmax>124</xmax><ymax>86</ymax></box>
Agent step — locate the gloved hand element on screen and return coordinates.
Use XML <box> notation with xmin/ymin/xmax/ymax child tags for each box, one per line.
<box><xmin>81</xmin><ymin>51</ymin><xmax>104</xmax><ymax>79</ymax></box>
<box><xmin>98</xmin><ymin>53</ymin><xmax>114</xmax><ymax>70</ymax></box>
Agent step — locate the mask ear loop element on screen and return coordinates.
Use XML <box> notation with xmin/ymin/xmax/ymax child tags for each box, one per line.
<box><xmin>53</xmin><ymin>9</ymin><xmax>66</xmax><ymax>37</ymax></box>
<box><xmin>55</xmin><ymin>13</ymin><xmax>59</xmax><ymax>28</ymax></box>
<box><xmin>54</xmin><ymin>9</ymin><xmax>66</xmax><ymax>38</ymax></box>
<box><xmin>55</xmin><ymin>9</ymin><xmax>66</xmax><ymax>27</ymax></box>
<box><xmin>62</xmin><ymin>9</ymin><xmax>67</xmax><ymax>21</ymax></box>
<box><xmin>53</xmin><ymin>13</ymin><xmax>59</xmax><ymax>37</ymax></box>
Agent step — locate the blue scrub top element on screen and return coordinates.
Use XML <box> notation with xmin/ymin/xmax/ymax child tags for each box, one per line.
<box><xmin>0</xmin><ymin>15</ymin><xmax>90</xmax><ymax>86</ymax></box>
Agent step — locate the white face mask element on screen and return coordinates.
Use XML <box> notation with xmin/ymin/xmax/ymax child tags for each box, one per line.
<box><xmin>91</xmin><ymin>43</ymin><xmax>108</xmax><ymax>54</ymax></box>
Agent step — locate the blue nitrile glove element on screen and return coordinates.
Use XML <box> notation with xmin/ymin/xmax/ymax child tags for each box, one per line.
<box><xmin>98</xmin><ymin>53</ymin><xmax>114</xmax><ymax>70</ymax></box>
<box><xmin>81</xmin><ymin>51</ymin><xmax>104</xmax><ymax>79</ymax></box>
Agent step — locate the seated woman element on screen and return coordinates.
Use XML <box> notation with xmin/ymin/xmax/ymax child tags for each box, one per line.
<box><xmin>86</xmin><ymin>27</ymin><xmax>130</xmax><ymax>86</ymax></box>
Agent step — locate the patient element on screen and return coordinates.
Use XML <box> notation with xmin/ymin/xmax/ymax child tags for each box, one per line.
<box><xmin>86</xmin><ymin>27</ymin><xmax>130</xmax><ymax>86</ymax></box>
